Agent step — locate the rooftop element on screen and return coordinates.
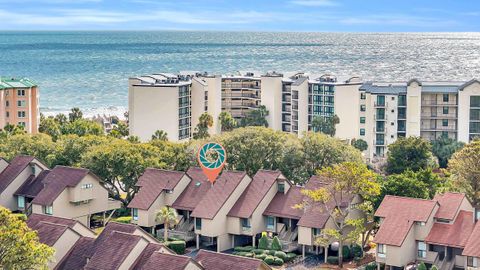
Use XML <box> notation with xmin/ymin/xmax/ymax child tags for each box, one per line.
<box><xmin>433</xmin><ymin>192</ymin><xmax>466</xmax><ymax>220</ymax></box>
<box><xmin>425</xmin><ymin>210</ymin><xmax>474</xmax><ymax>248</ymax></box>
<box><xmin>263</xmin><ymin>186</ymin><xmax>304</xmax><ymax>220</ymax></box>
<box><xmin>195</xmin><ymin>249</ymin><xmax>270</xmax><ymax>270</ymax></box>
<box><xmin>172</xmin><ymin>167</ymin><xmax>211</xmax><ymax>211</ymax></box>
<box><xmin>0</xmin><ymin>156</ymin><xmax>35</xmax><ymax>194</ymax></box>
<box><xmin>0</xmin><ymin>77</ymin><xmax>37</xmax><ymax>90</ymax></box>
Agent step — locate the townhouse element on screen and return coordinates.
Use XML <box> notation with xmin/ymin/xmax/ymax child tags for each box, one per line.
<box><xmin>0</xmin><ymin>77</ymin><xmax>40</xmax><ymax>133</ymax></box>
<box><xmin>26</xmin><ymin>214</ymin><xmax>271</xmax><ymax>270</ymax></box>
<box><xmin>374</xmin><ymin>192</ymin><xmax>480</xmax><ymax>270</ymax></box>
<box><xmin>0</xmin><ymin>155</ymin><xmax>121</xmax><ymax>227</ymax></box>
<box><xmin>128</xmin><ymin>72</ymin><xmax>480</xmax><ymax>161</ymax></box>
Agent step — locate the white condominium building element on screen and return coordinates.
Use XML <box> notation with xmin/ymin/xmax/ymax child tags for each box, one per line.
<box><xmin>128</xmin><ymin>72</ymin><xmax>480</xmax><ymax>161</ymax></box>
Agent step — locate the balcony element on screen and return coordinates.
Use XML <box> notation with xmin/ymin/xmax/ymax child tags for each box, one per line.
<box><xmin>421</xmin><ymin>100</ymin><xmax>458</xmax><ymax>106</ymax></box>
<box><xmin>374</xmin><ymin>140</ymin><xmax>385</xmax><ymax>146</ymax></box>
<box><xmin>374</xmin><ymin>102</ymin><xmax>386</xmax><ymax>107</ymax></box>
<box><xmin>417</xmin><ymin>250</ymin><xmax>438</xmax><ymax>263</ymax></box>
<box><xmin>421</xmin><ymin>113</ymin><xmax>457</xmax><ymax>119</ymax></box>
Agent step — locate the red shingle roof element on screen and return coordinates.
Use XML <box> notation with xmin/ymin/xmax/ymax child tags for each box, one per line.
<box><xmin>433</xmin><ymin>192</ymin><xmax>466</xmax><ymax>220</ymax></box>
<box><xmin>425</xmin><ymin>210</ymin><xmax>474</xmax><ymax>248</ymax></box>
<box><xmin>85</xmin><ymin>231</ymin><xmax>142</xmax><ymax>270</ymax></box>
<box><xmin>195</xmin><ymin>250</ymin><xmax>270</xmax><ymax>270</ymax></box>
<box><xmin>140</xmin><ymin>252</ymin><xmax>197</xmax><ymax>270</ymax></box>
<box><xmin>27</xmin><ymin>213</ymin><xmax>78</xmax><ymax>229</ymax></box>
<box><xmin>374</xmin><ymin>196</ymin><xmax>437</xmax><ymax>246</ymax></box>
<box><xmin>191</xmin><ymin>171</ymin><xmax>247</xmax><ymax>219</ymax></box>
<box><xmin>228</xmin><ymin>170</ymin><xmax>282</xmax><ymax>218</ymax></box>
<box><xmin>88</xmin><ymin>221</ymin><xmax>138</xmax><ymax>258</ymax></box>
<box><xmin>14</xmin><ymin>170</ymin><xmax>50</xmax><ymax>198</ymax></box>
<box><xmin>57</xmin><ymin>237</ymin><xmax>95</xmax><ymax>270</ymax></box>
<box><xmin>0</xmin><ymin>155</ymin><xmax>34</xmax><ymax>193</ymax></box>
<box><xmin>32</xmin><ymin>166</ymin><xmax>89</xmax><ymax>206</ymax></box>
<box><xmin>132</xmin><ymin>243</ymin><xmax>165</xmax><ymax>270</ymax></box>
<box><xmin>463</xmin><ymin>221</ymin><xmax>480</xmax><ymax>257</ymax></box>
<box><xmin>128</xmin><ymin>169</ymin><xmax>186</xmax><ymax>210</ymax></box>
<box><xmin>172</xmin><ymin>167</ymin><xmax>211</xmax><ymax>211</ymax></box>
<box><xmin>34</xmin><ymin>221</ymin><xmax>69</xmax><ymax>246</ymax></box>
<box><xmin>263</xmin><ymin>186</ymin><xmax>304</xmax><ymax>219</ymax></box>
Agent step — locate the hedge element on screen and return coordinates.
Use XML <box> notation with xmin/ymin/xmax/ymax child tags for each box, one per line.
<box><xmin>266</xmin><ymin>250</ymin><xmax>276</xmax><ymax>256</ymax></box>
<box><xmin>167</xmin><ymin>241</ymin><xmax>186</xmax><ymax>254</ymax></box>
<box><xmin>264</xmin><ymin>256</ymin><xmax>275</xmax><ymax>265</ymax></box>
<box><xmin>342</xmin><ymin>245</ymin><xmax>351</xmax><ymax>259</ymax></box>
<box><xmin>327</xmin><ymin>256</ymin><xmax>338</xmax><ymax>264</ymax></box>
<box><xmin>252</xmin><ymin>249</ymin><xmax>265</xmax><ymax>255</ymax></box>
<box><xmin>285</xmin><ymin>253</ymin><xmax>297</xmax><ymax>262</ymax></box>
<box><xmin>274</xmin><ymin>251</ymin><xmax>287</xmax><ymax>260</ymax></box>
<box><xmin>114</xmin><ymin>216</ymin><xmax>132</xmax><ymax>224</ymax></box>
<box><xmin>234</xmin><ymin>246</ymin><xmax>253</xmax><ymax>252</ymax></box>
<box><xmin>271</xmin><ymin>236</ymin><xmax>282</xmax><ymax>251</ymax></box>
<box><xmin>258</xmin><ymin>235</ymin><xmax>269</xmax><ymax>250</ymax></box>
<box><xmin>273</xmin><ymin>257</ymin><xmax>284</xmax><ymax>266</ymax></box>
<box><xmin>255</xmin><ymin>254</ymin><xmax>267</xmax><ymax>260</ymax></box>
<box><xmin>351</xmin><ymin>244</ymin><xmax>363</xmax><ymax>258</ymax></box>
<box><xmin>366</xmin><ymin>262</ymin><xmax>377</xmax><ymax>270</ymax></box>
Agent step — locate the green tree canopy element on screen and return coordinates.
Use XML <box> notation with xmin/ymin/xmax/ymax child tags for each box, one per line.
<box><xmin>218</xmin><ymin>111</ymin><xmax>237</xmax><ymax>132</ymax></box>
<box><xmin>386</xmin><ymin>137</ymin><xmax>434</xmax><ymax>174</ymax></box>
<box><xmin>0</xmin><ymin>207</ymin><xmax>55</xmax><ymax>269</ymax></box>
<box><xmin>151</xmin><ymin>130</ymin><xmax>168</xmax><ymax>141</ymax></box>
<box><xmin>311</xmin><ymin>115</ymin><xmax>340</xmax><ymax>136</ymax></box>
<box><xmin>156</xmin><ymin>206</ymin><xmax>178</xmax><ymax>241</ymax></box>
<box><xmin>68</xmin><ymin>107</ymin><xmax>83</xmax><ymax>122</ymax></box>
<box><xmin>0</xmin><ymin>134</ymin><xmax>55</xmax><ymax>165</ymax></box>
<box><xmin>240</xmin><ymin>105</ymin><xmax>269</xmax><ymax>127</ymax></box>
<box><xmin>351</xmin><ymin>138</ymin><xmax>368</xmax><ymax>152</ymax></box>
<box><xmin>431</xmin><ymin>135</ymin><xmax>464</xmax><ymax>168</ymax></box>
<box><xmin>449</xmin><ymin>139</ymin><xmax>480</xmax><ymax>207</ymax></box>
<box><xmin>193</xmin><ymin>112</ymin><xmax>213</xmax><ymax>139</ymax></box>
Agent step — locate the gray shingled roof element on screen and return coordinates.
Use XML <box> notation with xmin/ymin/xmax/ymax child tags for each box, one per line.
<box><xmin>359</xmin><ymin>82</ymin><xmax>407</xmax><ymax>94</ymax></box>
<box><xmin>195</xmin><ymin>250</ymin><xmax>270</xmax><ymax>270</ymax></box>
<box><xmin>172</xmin><ymin>167</ymin><xmax>211</xmax><ymax>211</ymax></box>
<box><xmin>0</xmin><ymin>156</ymin><xmax>34</xmax><ymax>193</ymax></box>
<box><xmin>56</xmin><ymin>237</ymin><xmax>95</xmax><ymax>270</ymax></box>
<box><xmin>14</xmin><ymin>170</ymin><xmax>50</xmax><ymax>198</ymax></box>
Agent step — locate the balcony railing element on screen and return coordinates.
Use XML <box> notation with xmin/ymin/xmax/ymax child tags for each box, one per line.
<box><xmin>421</xmin><ymin>100</ymin><xmax>458</xmax><ymax>106</ymax></box>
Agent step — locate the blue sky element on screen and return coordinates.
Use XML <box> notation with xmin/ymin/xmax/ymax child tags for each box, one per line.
<box><xmin>0</xmin><ymin>0</ymin><xmax>479</xmax><ymax>31</ymax></box>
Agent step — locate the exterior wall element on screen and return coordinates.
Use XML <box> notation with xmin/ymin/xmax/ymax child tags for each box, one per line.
<box><xmin>132</xmin><ymin>228</ymin><xmax>160</xmax><ymax>244</ymax></box>
<box><xmin>165</xmin><ymin>175</ymin><xmax>191</xmax><ymax>206</ymax></box>
<box><xmin>382</xmin><ymin>227</ymin><xmax>416</xmax><ymax>267</ymax></box>
<box><xmin>406</xmin><ymin>81</ymin><xmax>422</xmax><ymax>137</ymax></box>
<box><xmin>0</xmin><ymin>159</ymin><xmax>8</xmax><ymax>172</ymax></box>
<box><xmin>251</xmin><ymin>180</ymin><xmax>279</xmax><ymax>234</ymax></box>
<box><xmin>458</xmin><ymin>82</ymin><xmax>480</xmax><ymax>142</ymax></box>
<box><xmin>201</xmin><ymin>75</ymin><xmax>222</xmax><ymax>135</ymax></box>
<box><xmin>413</xmin><ymin>205</ymin><xmax>437</xmax><ymax>240</ymax></box>
<box><xmin>334</xmin><ymin>84</ymin><xmax>362</xmax><ymax>140</ymax></box>
<box><xmin>129</xmin><ymin>78</ymin><xmax>181</xmax><ymax>142</ymax></box>
<box><xmin>185</xmin><ymin>261</ymin><xmax>203</xmax><ymax>270</ymax></box>
<box><xmin>191</xmin><ymin>78</ymin><xmax>208</xmax><ymax>131</ymax></box>
<box><xmin>0</xmin><ymin>86</ymin><xmax>39</xmax><ymax>133</ymax></box>
<box><xmin>364</xmin><ymin>92</ymin><xmax>375</xmax><ymax>159</ymax></box>
<box><xmin>138</xmin><ymin>193</ymin><xmax>165</xmax><ymax>227</ymax></box>
<box><xmin>298</xmin><ymin>226</ymin><xmax>313</xmax><ymax>246</ymax></box>
<box><xmin>295</xmin><ymin>80</ymin><xmax>309</xmax><ymax>135</ymax></box>
<box><xmin>217</xmin><ymin>233</ymin><xmax>233</xmax><ymax>252</ymax></box>
<box><xmin>0</xmin><ymin>165</ymin><xmax>34</xmax><ymax>211</ymax></box>
<box><xmin>261</xmin><ymin>75</ymin><xmax>283</xmax><ymax>131</ymax></box>
<box><xmin>49</xmin><ymin>229</ymin><xmax>81</xmax><ymax>269</ymax></box>
<box><xmin>72</xmin><ymin>223</ymin><xmax>96</xmax><ymax>237</ymax></box>
<box><xmin>196</xmin><ymin>175</ymin><xmax>252</xmax><ymax>237</ymax></box>
<box><xmin>118</xmin><ymin>238</ymin><xmax>149</xmax><ymax>270</ymax></box>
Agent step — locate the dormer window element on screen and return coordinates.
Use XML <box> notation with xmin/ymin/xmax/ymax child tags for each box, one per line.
<box><xmin>277</xmin><ymin>182</ymin><xmax>285</xmax><ymax>193</ymax></box>
<box><xmin>436</xmin><ymin>218</ymin><xmax>449</xmax><ymax>223</ymax></box>
<box><xmin>166</xmin><ymin>189</ymin><xmax>173</xmax><ymax>194</ymax></box>
<box><xmin>416</xmin><ymin>221</ymin><xmax>426</xmax><ymax>226</ymax></box>
<box><xmin>81</xmin><ymin>183</ymin><xmax>93</xmax><ymax>189</ymax></box>
<box><xmin>17</xmin><ymin>196</ymin><xmax>25</xmax><ymax>209</ymax></box>
<box><xmin>44</xmin><ymin>205</ymin><xmax>53</xmax><ymax>215</ymax></box>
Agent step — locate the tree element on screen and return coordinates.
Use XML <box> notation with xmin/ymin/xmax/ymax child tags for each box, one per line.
<box><xmin>386</xmin><ymin>137</ymin><xmax>434</xmax><ymax>174</ymax></box>
<box><xmin>50</xmin><ymin>135</ymin><xmax>110</xmax><ymax>167</ymax></box>
<box><xmin>0</xmin><ymin>134</ymin><xmax>56</xmax><ymax>166</ymax></box>
<box><xmin>61</xmin><ymin>119</ymin><xmax>103</xmax><ymax>137</ymax></box>
<box><xmin>54</xmin><ymin>113</ymin><xmax>68</xmax><ymax>125</ymax></box>
<box><xmin>111</xmin><ymin>122</ymin><xmax>129</xmax><ymax>138</ymax></box>
<box><xmin>0</xmin><ymin>124</ymin><xmax>25</xmax><ymax>139</ymax></box>
<box><xmin>449</xmin><ymin>139</ymin><xmax>480</xmax><ymax>207</ymax></box>
<box><xmin>297</xmin><ymin>162</ymin><xmax>380</xmax><ymax>267</ymax></box>
<box><xmin>193</xmin><ymin>113</ymin><xmax>213</xmax><ymax>139</ymax></box>
<box><xmin>0</xmin><ymin>207</ymin><xmax>54</xmax><ymax>269</ymax></box>
<box><xmin>311</xmin><ymin>115</ymin><xmax>340</xmax><ymax>136</ymax></box>
<box><xmin>69</xmin><ymin>107</ymin><xmax>83</xmax><ymax>122</ymax></box>
<box><xmin>418</xmin><ymin>262</ymin><xmax>427</xmax><ymax>270</ymax></box>
<box><xmin>240</xmin><ymin>105</ymin><xmax>269</xmax><ymax>127</ymax></box>
<box><xmin>156</xmin><ymin>206</ymin><xmax>178</xmax><ymax>241</ymax></box>
<box><xmin>218</xmin><ymin>111</ymin><xmax>237</xmax><ymax>132</ymax></box>
<box><xmin>351</xmin><ymin>138</ymin><xmax>368</xmax><ymax>152</ymax></box>
<box><xmin>431</xmin><ymin>135</ymin><xmax>464</xmax><ymax>168</ymax></box>
<box><xmin>152</xmin><ymin>130</ymin><xmax>168</xmax><ymax>141</ymax></box>
<box><xmin>39</xmin><ymin>116</ymin><xmax>62</xmax><ymax>140</ymax></box>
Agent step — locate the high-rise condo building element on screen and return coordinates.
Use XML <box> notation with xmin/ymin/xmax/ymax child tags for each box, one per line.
<box><xmin>0</xmin><ymin>77</ymin><xmax>39</xmax><ymax>133</ymax></box>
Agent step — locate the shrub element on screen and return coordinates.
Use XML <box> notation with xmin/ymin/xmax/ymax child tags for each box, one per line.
<box><xmin>351</xmin><ymin>244</ymin><xmax>363</xmax><ymax>258</ymax></box>
<box><xmin>255</xmin><ymin>254</ymin><xmax>267</xmax><ymax>260</ymax></box>
<box><xmin>285</xmin><ymin>253</ymin><xmax>297</xmax><ymax>262</ymax></box>
<box><xmin>271</xmin><ymin>236</ymin><xmax>282</xmax><ymax>251</ymax></box>
<box><xmin>258</xmin><ymin>234</ymin><xmax>269</xmax><ymax>250</ymax></box>
<box><xmin>327</xmin><ymin>256</ymin><xmax>338</xmax><ymax>264</ymax></box>
<box><xmin>167</xmin><ymin>241</ymin><xmax>186</xmax><ymax>254</ymax></box>
<box><xmin>430</xmin><ymin>265</ymin><xmax>438</xmax><ymax>270</ymax></box>
<box><xmin>342</xmin><ymin>245</ymin><xmax>351</xmax><ymax>259</ymax></box>
<box><xmin>366</xmin><ymin>262</ymin><xmax>377</xmax><ymax>270</ymax></box>
<box><xmin>252</xmin><ymin>249</ymin><xmax>265</xmax><ymax>255</ymax></box>
<box><xmin>114</xmin><ymin>216</ymin><xmax>132</xmax><ymax>224</ymax></box>
<box><xmin>244</xmin><ymin>252</ymin><xmax>254</xmax><ymax>258</ymax></box>
<box><xmin>266</xmin><ymin>250</ymin><xmax>276</xmax><ymax>256</ymax></box>
<box><xmin>274</xmin><ymin>251</ymin><xmax>287</xmax><ymax>260</ymax></box>
<box><xmin>264</xmin><ymin>255</ymin><xmax>275</xmax><ymax>265</ymax></box>
<box><xmin>273</xmin><ymin>257</ymin><xmax>284</xmax><ymax>266</ymax></box>
<box><xmin>418</xmin><ymin>262</ymin><xmax>427</xmax><ymax>270</ymax></box>
<box><xmin>234</xmin><ymin>246</ymin><xmax>253</xmax><ymax>252</ymax></box>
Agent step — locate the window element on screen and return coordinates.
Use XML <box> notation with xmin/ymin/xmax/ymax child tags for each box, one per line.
<box><xmin>360</xmin><ymin>92</ymin><xmax>366</xmax><ymax>100</ymax></box>
<box><xmin>376</xmin><ymin>121</ymin><xmax>385</xmax><ymax>132</ymax></box>
<box><xmin>17</xmin><ymin>196</ymin><xmax>25</xmax><ymax>208</ymax></box>
<box><xmin>312</xmin><ymin>228</ymin><xmax>321</xmax><ymax>236</ymax></box>
<box><xmin>18</xmin><ymin>122</ymin><xmax>26</xmax><ymax>127</ymax></box>
<box><xmin>398</xmin><ymin>108</ymin><xmax>407</xmax><ymax>119</ymax></box>
<box><xmin>195</xmin><ymin>218</ymin><xmax>202</xmax><ymax>230</ymax></box>
<box><xmin>443</xmin><ymin>94</ymin><xmax>449</xmax><ymax>102</ymax></box>
<box><xmin>17</xmin><ymin>100</ymin><xmax>26</xmax><ymax>107</ymax></box>
<box><xmin>278</xmin><ymin>182</ymin><xmax>285</xmax><ymax>193</ymax></box>
<box><xmin>443</xmin><ymin>107</ymin><xmax>449</xmax><ymax>115</ymax></box>
<box><xmin>241</xmin><ymin>218</ymin><xmax>251</xmax><ymax>230</ymax></box>
<box><xmin>17</xmin><ymin>111</ymin><xmax>26</xmax><ymax>118</ymax></box>
<box><xmin>166</xmin><ymin>189</ymin><xmax>174</xmax><ymax>194</ymax></box>
<box><xmin>44</xmin><ymin>205</ymin><xmax>53</xmax><ymax>215</ymax></box>
<box><xmin>377</xmin><ymin>244</ymin><xmax>386</xmax><ymax>258</ymax></box>
<box><xmin>376</xmin><ymin>108</ymin><xmax>385</xmax><ymax>120</ymax></box>
<box><xmin>132</xmin><ymin>208</ymin><xmax>138</xmax><ymax>221</ymax></box>
<box><xmin>360</xmin><ymin>128</ymin><xmax>365</xmax><ymax>136</ymax></box>
<box><xmin>81</xmin><ymin>183</ymin><xmax>93</xmax><ymax>189</ymax></box>
<box><xmin>398</xmin><ymin>95</ymin><xmax>406</xmax><ymax>106</ymax></box>
<box><xmin>417</xmin><ymin>242</ymin><xmax>426</xmax><ymax>258</ymax></box>
<box><xmin>6</xmin><ymin>111</ymin><xmax>9</xmax><ymax>118</ymax></box>
<box><xmin>416</xmin><ymin>221</ymin><xmax>426</xmax><ymax>226</ymax></box>
<box><xmin>17</xmin><ymin>89</ymin><xmax>26</xmax><ymax>96</ymax></box>
<box><xmin>266</xmin><ymin>216</ymin><xmax>275</xmax><ymax>231</ymax></box>
<box><xmin>376</xmin><ymin>95</ymin><xmax>385</xmax><ymax>106</ymax></box>
<box><xmin>360</xmin><ymin>117</ymin><xmax>366</xmax><ymax>124</ymax></box>
<box><xmin>471</xmin><ymin>96</ymin><xmax>480</xmax><ymax>108</ymax></box>
<box><xmin>391</xmin><ymin>122</ymin><xmax>394</xmax><ymax>126</ymax></box>
<box><xmin>467</xmin><ymin>257</ymin><xmax>478</xmax><ymax>267</ymax></box>
<box><xmin>360</xmin><ymin>105</ymin><xmax>366</xmax><ymax>112</ymax></box>
<box><xmin>442</xmin><ymin>119</ymin><xmax>448</xmax><ymax>127</ymax></box>
<box><xmin>5</xmin><ymin>101</ymin><xmax>9</xmax><ymax>107</ymax></box>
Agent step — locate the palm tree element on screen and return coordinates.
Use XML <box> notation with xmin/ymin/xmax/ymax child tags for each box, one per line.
<box><xmin>155</xmin><ymin>206</ymin><xmax>178</xmax><ymax>242</ymax></box>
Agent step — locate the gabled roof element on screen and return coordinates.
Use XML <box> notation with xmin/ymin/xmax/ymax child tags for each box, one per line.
<box><xmin>140</xmin><ymin>252</ymin><xmax>202</xmax><ymax>270</ymax></box>
<box><xmin>87</xmin><ymin>221</ymin><xmax>138</xmax><ymax>258</ymax></box>
<box><xmin>34</xmin><ymin>222</ymin><xmax>70</xmax><ymax>246</ymax></box>
<box><xmin>433</xmin><ymin>192</ymin><xmax>466</xmax><ymax>220</ymax></box>
<box><xmin>0</xmin><ymin>155</ymin><xmax>34</xmax><ymax>193</ymax></box>
<box><xmin>458</xmin><ymin>79</ymin><xmax>480</xmax><ymax>91</ymax></box>
<box><xmin>195</xmin><ymin>250</ymin><xmax>270</xmax><ymax>270</ymax></box>
<box><xmin>56</xmin><ymin>236</ymin><xmax>95</xmax><ymax>270</ymax></box>
<box><xmin>27</xmin><ymin>213</ymin><xmax>78</xmax><ymax>229</ymax></box>
<box><xmin>425</xmin><ymin>210</ymin><xmax>474</xmax><ymax>248</ymax></box>
<box><xmin>191</xmin><ymin>171</ymin><xmax>247</xmax><ymax>219</ymax></box>
<box><xmin>228</xmin><ymin>170</ymin><xmax>282</xmax><ymax>219</ymax></box>
<box><xmin>374</xmin><ymin>196</ymin><xmax>437</xmax><ymax>246</ymax></box>
<box><xmin>0</xmin><ymin>77</ymin><xmax>37</xmax><ymax>90</ymax></box>
<box><xmin>132</xmin><ymin>243</ymin><xmax>166</xmax><ymax>270</ymax></box>
<box><xmin>14</xmin><ymin>170</ymin><xmax>50</xmax><ymax>198</ymax></box>
<box><xmin>128</xmin><ymin>169</ymin><xmax>186</xmax><ymax>210</ymax></box>
<box><xmin>85</xmin><ymin>231</ymin><xmax>142</xmax><ymax>270</ymax></box>
<box><xmin>31</xmin><ymin>166</ymin><xmax>89</xmax><ymax>206</ymax></box>
<box><xmin>463</xmin><ymin>221</ymin><xmax>480</xmax><ymax>257</ymax></box>
<box><xmin>263</xmin><ymin>186</ymin><xmax>304</xmax><ymax>219</ymax></box>
<box><xmin>172</xmin><ymin>167</ymin><xmax>211</xmax><ymax>211</ymax></box>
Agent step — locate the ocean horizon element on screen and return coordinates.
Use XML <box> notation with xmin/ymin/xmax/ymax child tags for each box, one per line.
<box><xmin>1</xmin><ymin>31</ymin><xmax>479</xmax><ymax>117</ymax></box>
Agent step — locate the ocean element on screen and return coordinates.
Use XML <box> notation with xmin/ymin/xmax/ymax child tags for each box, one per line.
<box><xmin>0</xmin><ymin>31</ymin><xmax>479</xmax><ymax>117</ymax></box>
